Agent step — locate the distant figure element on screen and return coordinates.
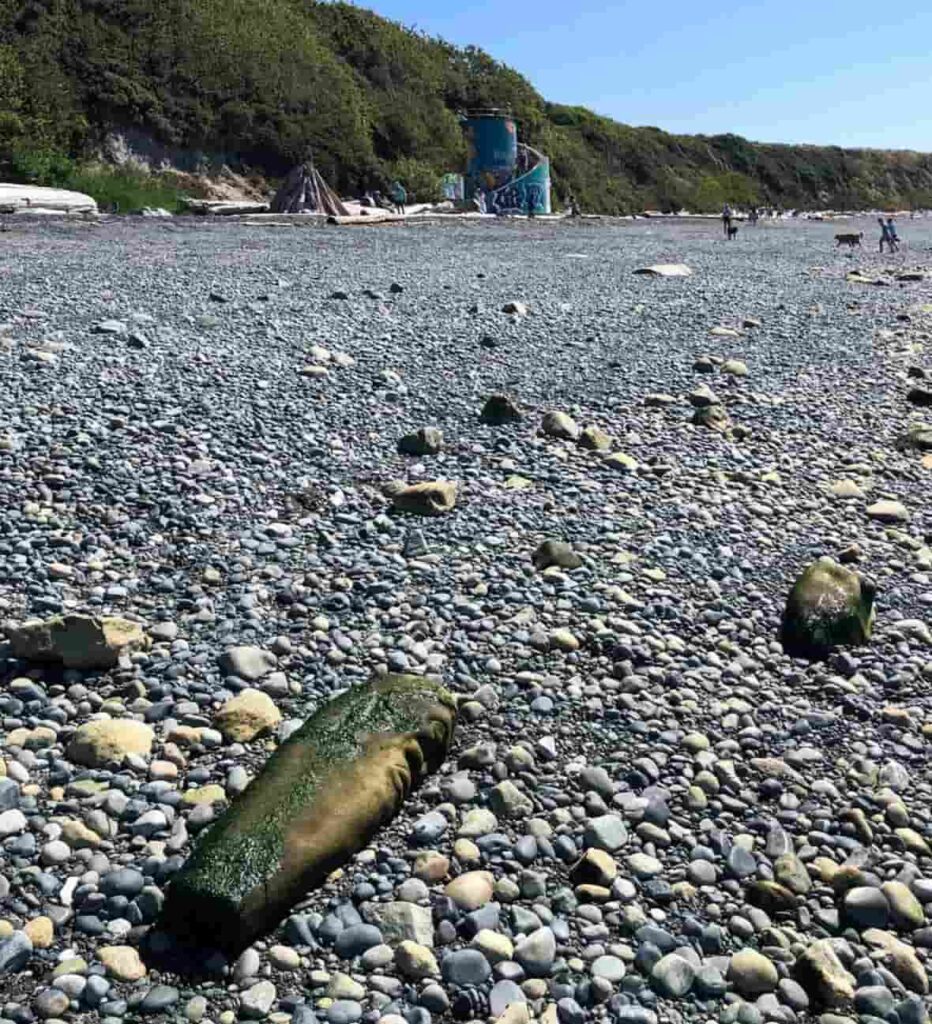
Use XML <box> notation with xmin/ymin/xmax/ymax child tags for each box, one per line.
<box><xmin>878</xmin><ymin>217</ymin><xmax>891</xmax><ymax>253</ymax></box>
<box><xmin>886</xmin><ymin>216</ymin><xmax>899</xmax><ymax>252</ymax></box>
<box><xmin>748</xmin><ymin>207</ymin><xmax>759</xmax><ymax>226</ymax></box>
<box><xmin>390</xmin><ymin>181</ymin><xmax>407</xmax><ymax>215</ymax></box>
<box><xmin>722</xmin><ymin>204</ymin><xmax>733</xmax><ymax>237</ymax></box>
<box><xmin>473</xmin><ymin>191</ymin><xmax>487</xmax><ymax>214</ymax></box>
<box><xmin>567</xmin><ymin>193</ymin><xmax>580</xmax><ymax>217</ymax></box>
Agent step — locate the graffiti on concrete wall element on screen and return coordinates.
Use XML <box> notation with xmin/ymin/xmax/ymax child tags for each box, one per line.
<box><xmin>489</xmin><ymin>181</ymin><xmax>547</xmax><ymax>215</ymax></box>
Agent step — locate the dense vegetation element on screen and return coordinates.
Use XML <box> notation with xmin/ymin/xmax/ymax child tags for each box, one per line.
<box><xmin>2</xmin><ymin>0</ymin><xmax>932</xmax><ymax>213</ymax></box>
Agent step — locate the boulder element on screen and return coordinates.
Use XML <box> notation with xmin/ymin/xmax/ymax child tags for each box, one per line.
<box><xmin>866</xmin><ymin>499</ymin><xmax>909</xmax><ymax>523</ymax></box>
<box><xmin>160</xmin><ymin>675</ymin><xmax>456</xmax><ymax>952</ymax></box>
<box><xmin>578</xmin><ymin>425</ymin><xmax>611</xmax><ymax>451</ymax></box>
<box><xmin>5</xmin><ymin>613</ymin><xmax>148</xmax><ymax>669</ymax></box>
<box><xmin>398</xmin><ymin>427</ymin><xmax>444</xmax><ymax>456</ymax></box>
<box><xmin>728</xmin><ymin>949</ymin><xmax>779</xmax><ymax>996</ymax></box>
<box><xmin>541</xmin><ymin>411</ymin><xmax>580</xmax><ymax>440</ymax></box>
<box><xmin>218</xmin><ymin>646</ymin><xmax>277</xmax><ymax>681</ymax></box>
<box><xmin>602</xmin><ymin>452</ymin><xmax>638</xmax><ymax>473</ymax></box>
<box><xmin>794</xmin><ymin>940</ymin><xmax>855</xmax><ymax>1008</ymax></box>
<box><xmin>98</xmin><ymin>944</ymin><xmax>147</xmax><ymax>981</ymax></box>
<box><xmin>480</xmin><ymin>395</ymin><xmax>523</xmax><ymax>425</ymax></box>
<box><xmin>66</xmin><ymin>720</ymin><xmax>155</xmax><ymax>768</ymax></box>
<box><xmin>780</xmin><ymin>557</ymin><xmax>875</xmax><ymax>659</ymax></box>
<box><xmin>445</xmin><ymin>871</ymin><xmax>494</xmax><ymax>910</ymax></box>
<box><xmin>691</xmin><ymin>404</ymin><xmax>731</xmax><ymax>432</ymax></box>
<box><xmin>899</xmin><ymin>422</ymin><xmax>932</xmax><ymax>451</ymax></box>
<box><xmin>532</xmin><ymin>540</ymin><xmax>582</xmax><ymax>571</ymax></box>
<box><xmin>389</xmin><ymin>481</ymin><xmax>457</xmax><ymax>516</ymax></box>
<box><xmin>213</xmin><ymin>689</ymin><xmax>282</xmax><ymax>742</ymax></box>
<box><xmin>688</xmin><ymin>384</ymin><xmax>719</xmax><ymax>407</ymax></box>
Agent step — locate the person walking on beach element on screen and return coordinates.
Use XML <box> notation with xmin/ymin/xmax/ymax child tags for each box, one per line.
<box><xmin>722</xmin><ymin>204</ymin><xmax>733</xmax><ymax>237</ymax></box>
<box><xmin>886</xmin><ymin>216</ymin><xmax>900</xmax><ymax>252</ymax></box>
<box><xmin>878</xmin><ymin>217</ymin><xmax>891</xmax><ymax>253</ymax></box>
<box><xmin>390</xmin><ymin>180</ymin><xmax>407</xmax><ymax>215</ymax></box>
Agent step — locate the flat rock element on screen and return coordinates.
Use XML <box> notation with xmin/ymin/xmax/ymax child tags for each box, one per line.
<box><xmin>66</xmin><ymin>720</ymin><xmax>154</xmax><ymax>768</ymax></box>
<box><xmin>213</xmin><ymin>689</ymin><xmax>282</xmax><ymax>742</ymax></box>
<box><xmin>6</xmin><ymin>613</ymin><xmax>148</xmax><ymax>669</ymax></box>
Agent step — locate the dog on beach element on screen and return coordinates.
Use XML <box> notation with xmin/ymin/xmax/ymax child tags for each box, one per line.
<box><xmin>726</xmin><ymin>224</ymin><xmax>739</xmax><ymax>240</ymax></box>
<box><xmin>834</xmin><ymin>232</ymin><xmax>863</xmax><ymax>248</ymax></box>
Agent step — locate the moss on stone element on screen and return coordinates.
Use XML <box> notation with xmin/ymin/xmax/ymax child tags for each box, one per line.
<box><xmin>161</xmin><ymin>674</ymin><xmax>456</xmax><ymax>951</ymax></box>
<box><xmin>781</xmin><ymin>557</ymin><xmax>875</xmax><ymax>659</ymax></box>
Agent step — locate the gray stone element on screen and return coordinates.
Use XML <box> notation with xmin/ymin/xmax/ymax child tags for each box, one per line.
<box><xmin>240</xmin><ymin>980</ymin><xmax>277</xmax><ymax>1019</ymax></box>
<box><xmin>514</xmin><ymin>927</ymin><xmax>556</xmax><ymax>978</ymax></box>
<box><xmin>584</xmin><ymin>815</ymin><xmax>628</xmax><ymax>852</ymax></box>
<box><xmin>651</xmin><ymin>953</ymin><xmax>695</xmax><ymax>997</ymax></box>
<box><xmin>363</xmin><ymin>901</ymin><xmax>433</xmax><ymax>946</ymax></box>
<box><xmin>441</xmin><ymin>948</ymin><xmax>492</xmax><ymax>987</ymax></box>
<box><xmin>0</xmin><ymin>931</ymin><xmax>32</xmax><ymax>974</ymax></box>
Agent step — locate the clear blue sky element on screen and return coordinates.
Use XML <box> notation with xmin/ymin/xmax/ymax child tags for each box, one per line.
<box><xmin>360</xmin><ymin>0</ymin><xmax>932</xmax><ymax>150</ymax></box>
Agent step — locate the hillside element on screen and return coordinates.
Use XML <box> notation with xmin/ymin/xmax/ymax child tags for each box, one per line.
<box><xmin>2</xmin><ymin>0</ymin><xmax>932</xmax><ymax>213</ymax></box>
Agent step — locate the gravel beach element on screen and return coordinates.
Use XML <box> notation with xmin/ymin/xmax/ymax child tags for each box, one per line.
<box><xmin>2</xmin><ymin>214</ymin><xmax>932</xmax><ymax>1024</ymax></box>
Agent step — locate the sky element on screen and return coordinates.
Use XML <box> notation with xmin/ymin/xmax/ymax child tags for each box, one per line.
<box><xmin>359</xmin><ymin>0</ymin><xmax>932</xmax><ymax>150</ymax></box>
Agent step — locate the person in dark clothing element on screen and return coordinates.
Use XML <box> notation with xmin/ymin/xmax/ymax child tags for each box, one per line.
<box><xmin>390</xmin><ymin>181</ymin><xmax>407</xmax><ymax>215</ymax></box>
<box><xmin>886</xmin><ymin>216</ymin><xmax>899</xmax><ymax>252</ymax></box>
<box><xmin>722</xmin><ymin>204</ymin><xmax>733</xmax><ymax>237</ymax></box>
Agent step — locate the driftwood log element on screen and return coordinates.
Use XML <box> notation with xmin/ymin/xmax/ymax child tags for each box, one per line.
<box><xmin>160</xmin><ymin>674</ymin><xmax>456</xmax><ymax>951</ymax></box>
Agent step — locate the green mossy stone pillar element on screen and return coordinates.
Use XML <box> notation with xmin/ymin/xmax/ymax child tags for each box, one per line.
<box><xmin>160</xmin><ymin>674</ymin><xmax>457</xmax><ymax>951</ymax></box>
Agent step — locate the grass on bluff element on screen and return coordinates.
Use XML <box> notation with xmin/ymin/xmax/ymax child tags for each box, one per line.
<box><xmin>5</xmin><ymin>148</ymin><xmax>189</xmax><ymax>213</ymax></box>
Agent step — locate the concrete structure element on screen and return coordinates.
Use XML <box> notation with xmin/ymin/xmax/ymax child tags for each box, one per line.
<box><xmin>462</xmin><ymin>111</ymin><xmax>551</xmax><ymax>215</ymax></box>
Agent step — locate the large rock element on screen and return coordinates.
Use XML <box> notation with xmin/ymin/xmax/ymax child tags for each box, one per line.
<box><xmin>160</xmin><ymin>675</ymin><xmax>456</xmax><ymax>952</ymax></box>
<box><xmin>691</xmin><ymin>404</ymin><xmax>731</xmax><ymax>432</ymax></box>
<box><xmin>866</xmin><ymin>499</ymin><xmax>909</xmax><ymax>523</ymax></box>
<box><xmin>218</xmin><ymin>646</ymin><xmax>277</xmax><ymax>681</ymax></box>
<box><xmin>398</xmin><ymin>427</ymin><xmax>444</xmax><ymax>456</ymax></box>
<box><xmin>899</xmin><ymin>422</ymin><xmax>932</xmax><ymax>451</ymax></box>
<box><xmin>363</xmin><ymin>901</ymin><xmax>434</xmax><ymax>946</ymax></box>
<box><xmin>794</xmin><ymin>939</ymin><xmax>856</xmax><ymax>1008</ymax></box>
<box><xmin>0</xmin><ymin>931</ymin><xmax>32</xmax><ymax>974</ymax></box>
<box><xmin>480</xmin><ymin>395</ymin><xmax>522</xmax><ymax>425</ymax></box>
<box><xmin>5</xmin><ymin>613</ymin><xmax>148</xmax><ymax>669</ymax></box>
<box><xmin>728</xmin><ymin>949</ymin><xmax>778</xmax><ymax>996</ymax></box>
<box><xmin>780</xmin><ymin>557</ymin><xmax>875</xmax><ymax>659</ymax></box>
<box><xmin>445</xmin><ymin>871</ymin><xmax>493</xmax><ymax>910</ymax></box>
<box><xmin>66</xmin><ymin>720</ymin><xmax>155</xmax><ymax>768</ymax></box>
<box><xmin>213</xmin><ymin>689</ymin><xmax>282</xmax><ymax>742</ymax></box>
<box><xmin>541</xmin><ymin>411</ymin><xmax>580</xmax><ymax>440</ymax></box>
<box><xmin>532</xmin><ymin>540</ymin><xmax>582</xmax><ymax>571</ymax></box>
<box><xmin>389</xmin><ymin>481</ymin><xmax>457</xmax><ymax>516</ymax></box>
<box><xmin>862</xmin><ymin>929</ymin><xmax>929</xmax><ymax>994</ymax></box>
<box><xmin>98</xmin><ymin>944</ymin><xmax>147</xmax><ymax>981</ymax></box>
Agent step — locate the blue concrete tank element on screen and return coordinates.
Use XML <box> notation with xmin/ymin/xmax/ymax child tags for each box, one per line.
<box><xmin>465</xmin><ymin>113</ymin><xmax>518</xmax><ymax>192</ymax></box>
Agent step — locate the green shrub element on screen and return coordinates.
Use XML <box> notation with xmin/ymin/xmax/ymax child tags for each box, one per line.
<box><xmin>2</xmin><ymin>147</ymin><xmax>187</xmax><ymax>212</ymax></box>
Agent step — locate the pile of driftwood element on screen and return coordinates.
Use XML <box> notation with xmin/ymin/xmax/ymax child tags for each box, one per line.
<box><xmin>271</xmin><ymin>162</ymin><xmax>348</xmax><ymax>216</ymax></box>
